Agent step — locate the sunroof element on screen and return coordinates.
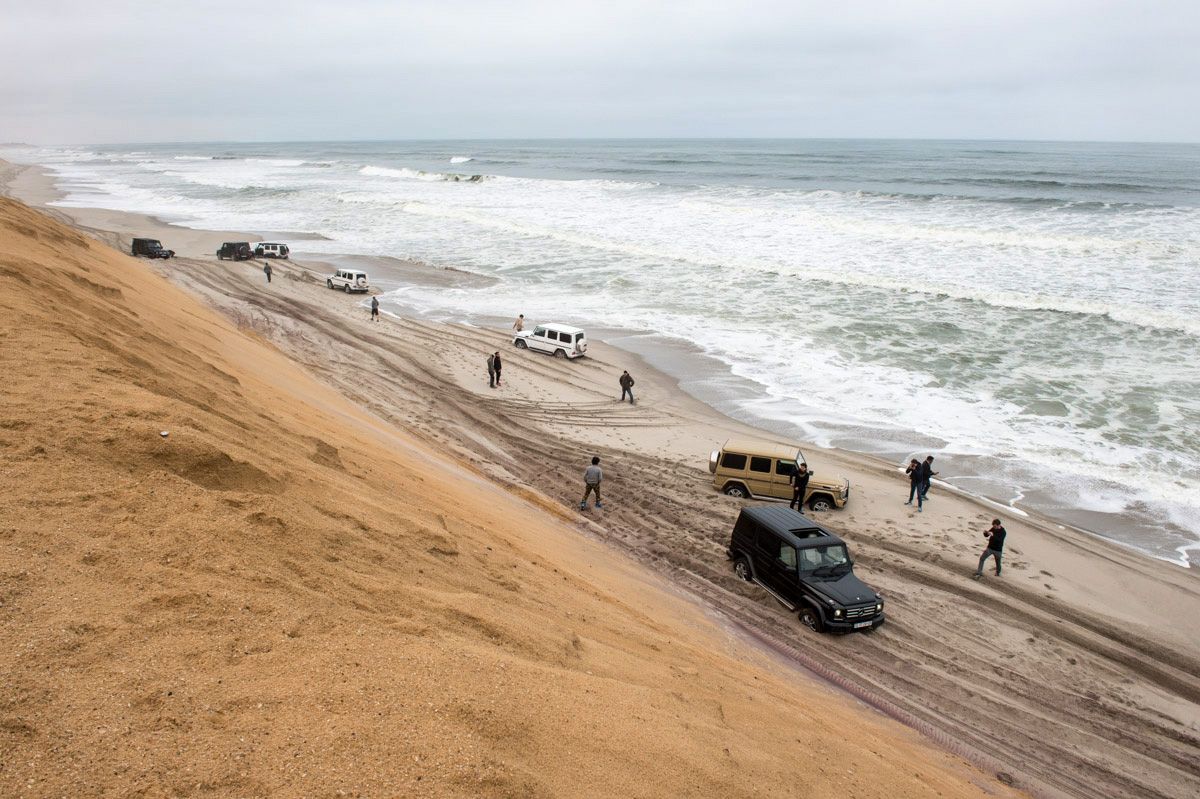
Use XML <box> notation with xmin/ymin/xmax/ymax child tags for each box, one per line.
<box><xmin>790</xmin><ymin>528</ymin><xmax>826</xmax><ymax>538</ymax></box>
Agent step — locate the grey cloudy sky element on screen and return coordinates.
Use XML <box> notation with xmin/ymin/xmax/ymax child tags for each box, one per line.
<box><xmin>3</xmin><ymin>0</ymin><xmax>1197</xmax><ymax>143</ymax></box>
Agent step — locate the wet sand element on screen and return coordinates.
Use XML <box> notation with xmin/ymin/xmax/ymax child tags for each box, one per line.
<box><xmin>5</xmin><ymin>160</ymin><xmax>1200</xmax><ymax>798</ymax></box>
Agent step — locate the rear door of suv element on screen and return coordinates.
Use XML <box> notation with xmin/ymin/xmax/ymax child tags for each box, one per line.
<box><xmin>753</xmin><ymin>526</ymin><xmax>800</xmax><ymax>603</ymax></box>
<box><xmin>746</xmin><ymin>455</ymin><xmax>775</xmax><ymax>497</ymax></box>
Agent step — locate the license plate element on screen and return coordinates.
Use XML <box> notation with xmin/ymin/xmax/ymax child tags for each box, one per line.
<box><xmin>853</xmin><ymin>621</ymin><xmax>872</xmax><ymax>629</ymax></box>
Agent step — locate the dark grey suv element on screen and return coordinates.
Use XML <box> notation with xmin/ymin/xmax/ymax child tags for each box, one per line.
<box><xmin>727</xmin><ymin>506</ymin><xmax>884</xmax><ymax>633</ymax></box>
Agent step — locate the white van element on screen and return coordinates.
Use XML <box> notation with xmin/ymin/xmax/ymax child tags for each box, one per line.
<box><xmin>513</xmin><ymin>323</ymin><xmax>587</xmax><ymax>359</ymax></box>
<box><xmin>326</xmin><ymin>269</ymin><xmax>369</xmax><ymax>293</ymax></box>
<box><xmin>255</xmin><ymin>242</ymin><xmax>290</xmax><ymax>259</ymax></box>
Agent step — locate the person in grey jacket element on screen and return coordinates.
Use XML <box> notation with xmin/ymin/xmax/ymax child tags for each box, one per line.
<box><xmin>486</xmin><ymin>353</ymin><xmax>496</xmax><ymax>388</ymax></box>
<box><xmin>580</xmin><ymin>456</ymin><xmax>603</xmax><ymax>510</ymax></box>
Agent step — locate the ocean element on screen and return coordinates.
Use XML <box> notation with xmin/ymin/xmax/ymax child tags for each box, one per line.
<box><xmin>8</xmin><ymin>139</ymin><xmax>1199</xmax><ymax>565</ymax></box>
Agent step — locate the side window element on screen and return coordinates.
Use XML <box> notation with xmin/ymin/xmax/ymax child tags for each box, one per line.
<box><xmin>750</xmin><ymin>456</ymin><xmax>772</xmax><ymax>473</ymax></box>
<box><xmin>755</xmin><ymin>529</ymin><xmax>795</xmax><ymax>571</ymax></box>
<box><xmin>776</xmin><ymin>460</ymin><xmax>796</xmax><ymax>476</ymax></box>
<box><xmin>721</xmin><ymin>452</ymin><xmax>747</xmax><ymax>470</ymax></box>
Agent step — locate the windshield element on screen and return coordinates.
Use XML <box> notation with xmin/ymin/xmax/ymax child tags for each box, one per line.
<box><xmin>797</xmin><ymin>544</ymin><xmax>850</xmax><ymax>574</ymax></box>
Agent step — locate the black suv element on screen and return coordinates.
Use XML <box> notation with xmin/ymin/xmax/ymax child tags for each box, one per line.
<box><xmin>216</xmin><ymin>242</ymin><xmax>253</xmax><ymax>261</ymax></box>
<box><xmin>131</xmin><ymin>238</ymin><xmax>174</xmax><ymax>259</ymax></box>
<box><xmin>727</xmin><ymin>506</ymin><xmax>884</xmax><ymax>633</ymax></box>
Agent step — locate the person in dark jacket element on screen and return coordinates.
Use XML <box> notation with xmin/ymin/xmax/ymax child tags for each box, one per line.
<box><xmin>493</xmin><ymin>352</ymin><xmax>502</xmax><ymax>386</ymax></box>
<box><xmin>920</xmin><ymin>455</ymin><xmax>938</xmax><ymax>500</ymax></box>
<box><xmin>370</xmin><ymin>296</ymin><xmax>380</xmax><ymax>322</ymax></box>
<box><xmin>904</xmin><ymin>458</ymin><xmax>923</xmax><ymax>511</ymax></box>
<box><xmin>619</xmin><ymin>370</ymin><xmax>635</xmax><ymax>404</ymax></box>
<box><xmin>263</xmin><ymin>261</ymin><xmax>273</xmax><ymax>283</ymax></box>
<box><xmin>789</xmin><ymin>463</ymin><xmax>812</xmax><ymax>512</ymax></box>
<box><xmin>486</xmin><ymin>353</ymin><xmax>496</xmax><ymax>388</ymax></box>
<box><xmin>973</xmin><ymin>519</ymin><xmax>1007</xmax><ymax>578</ymax></box>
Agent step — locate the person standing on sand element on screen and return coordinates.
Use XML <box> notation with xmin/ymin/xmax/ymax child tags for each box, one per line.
<box><xmin>904</xmin><ymin>458</ymin><xmax>924</xmax><ymax>511</ymax></box>
<box><xmin>920</xmin><ymin>455</ymin><xmax>938</xmax><ymax>500</ymax></box>
<box><xmin>370</xmin><ymin>296</ymin><xmax>379</xmax><ymax>322</ymax></box>
<box><xmin>619</xmin><ymin>370</ymin><xmax>635</xmax><ymax>404</ymax></box>
<box><xmin>513</xmin><ymin>314</ymin><xmax>525</xmax><ymax>333</ymax></box>
<box><xmin>973</xmin><ymin>518</ymin><xmax>1007</xmax><ymax>578</ymax></box>
<box><xmin>263</xmin><ymin>261</ymin><xmax>272</xmax><ymax>283</ymax></box>
<box><xmin>493</xmin><ymin>351</ymin><xmax>502</xmax><ymax>386</ymax></box>
<box><xmin>790</xmin><ymin>462</ymin><xmax>812</xmax><ymax>512</ymax></box>
<box><xmin>486</xmin><ymin>353</ymin><xmax>496</xmax><ymax>389</ymax></box>
<box><xmin>581</xmin><ymin>456</ymin><xmax>603</xmax><ymax>510</ymax></box>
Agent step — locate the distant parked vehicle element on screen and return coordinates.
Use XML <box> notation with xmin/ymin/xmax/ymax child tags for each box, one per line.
<box><xmin>727</xmin><ymin>505</ymin><xmax>884</xmax><ymax>633</ymax></box>
<box><xmin>131</xmin><ymin>238</ymin><xmax>174</xmax><ymax>259</ymax></box>
<box><xmin>216</xmin><ymin>242</ymin><xmax>253</xmax><ymax>261</ymax></box>
<box><xmin>709</xmin><ymin>438</ymin><xmax>849</xmax><ymax>511</ymax></box>
<box><xmin>513</xmin><ymin>323</ymin><xmax>587</xmax><ymax>359</ymax></box>
<box><xmin>255</xmin><ymin>242</ymin><xmax>290</xmax><ymax>259</ymax></box>
<box><xmin>326</xmin><ymin>269</ymin><xmax>369</xmax><ymax>293</ymax></box>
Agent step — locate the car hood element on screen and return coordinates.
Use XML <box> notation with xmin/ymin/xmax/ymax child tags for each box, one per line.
<box><xmin>807</xmin><ymin>570</ymin><xmax>878</xmax><ymax>606</ymax></box>
<box><xmin>810</xmin><ymin>477</ymin><xmax>847</xmax><ymax>492</ymax></box>
<box><xmin>514</xmin><ymin>330</ymin><xmax>533</xmax><ymax>338</ymax></box>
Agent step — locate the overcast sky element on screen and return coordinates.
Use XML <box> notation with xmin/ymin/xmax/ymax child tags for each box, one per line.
<box><xmin>2</xmin><ymin>0</ymin><xmax>1197</xmax><ymax>144</ymax></box>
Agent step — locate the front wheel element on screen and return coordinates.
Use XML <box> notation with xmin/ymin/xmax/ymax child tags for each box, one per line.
<box><xmin>733</xmin><ymin>557</ymin><xmax>752</xmax><ymax>582</ymax></box>
<box><xmin>554</xmin><ymin>349</ymin><xmax>567</xmax><ymax>359</ymax></box>
<box><xmin>327</xmin><ymin>279</ymin><xmax>334</xmax><ymax>289</ymax></box>
<box><xmin>809</xmin><ymin>495</ymin><xmax>835</xmax><ymax>513</ymax></box>
<box><xmin>723</xmin><ymin>483</ymin><xmax>749</xmax><ymax>499</ymax></box>
<box><xmin>799</xmin><ymin>605</ymin><xmax>825</xmax><ymax>633</ymax></box>
<box><xmin>515</xmin><ymin>339</ymin><xmax>528</xmax><ymax>349</ymax></box>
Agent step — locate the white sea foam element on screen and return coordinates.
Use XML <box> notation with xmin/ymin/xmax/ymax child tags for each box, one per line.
<box><xmin>450</xmin><ymin>156</ymin><xmax>473</xmax><ymax>164</ymax></box>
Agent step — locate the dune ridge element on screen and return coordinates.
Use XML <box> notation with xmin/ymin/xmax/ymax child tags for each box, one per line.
<box><xmin>0</xmin><ymin>197</ymin><xmax>1013</xmax><ymax>796</ymax></box>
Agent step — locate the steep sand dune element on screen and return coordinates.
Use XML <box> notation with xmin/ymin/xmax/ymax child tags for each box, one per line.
<box><xmin>0</xmin><ymin>198</ymin><xmax>1014</xmax><ymax>796</ymax></box>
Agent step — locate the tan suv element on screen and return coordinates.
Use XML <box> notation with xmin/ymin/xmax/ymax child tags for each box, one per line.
<box><xmin>708</xmin><ymin>438</ymin><xmax>849</xmax><ymax>512</ymax></box>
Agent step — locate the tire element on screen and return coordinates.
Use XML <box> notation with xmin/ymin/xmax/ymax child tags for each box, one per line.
<box><xmin>809</xmin><ymin>495</ymin><xmax>835</xmax><ymax>513</ymax></box>
<box><xmin>343</xmin><ymin>284</ymin><xmax>351</xmax><ymax>293</ymax></box>
<box><xmin>554</xmin><ymin>349</ymin><xmax>567</xmax><ymax>359</ymax></box>
<box><xmin>733</xmin><ymin>557</ymin><xmax>752</xmax><ymax>582</ymax></box>
<box><xmin>326</xmin><ymin>279</ymin><xmax>334</xmax><ymax>289</ymax></box>
<box><xmin>515</xmin><ymin>339</ymin><xmax>528</xmax><ymax>349</ymax></box>
<box><xmin>799</xmin><ymin>604</ymin><xmax>825</xmax><ymax>633</ymax></box>
<box><xmin>723</xmin><ymin>483</ymin><xmax>749</xmax><ymax>499</ymax></box>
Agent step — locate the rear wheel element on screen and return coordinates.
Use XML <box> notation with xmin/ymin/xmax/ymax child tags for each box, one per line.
<box><xmin>809</xmin><ymin>495</ymin><xmax>834</xmax><ymax>513</ymax></box>
<box><xmin>723</xmin><ymin>483</ymin><xmax>749</xmax><ymax>499</ymax></box>
<box><xmin>554</xmin><ymin>349</ymin><xmax>567</xmax><ymax>359</ymax></box>
<box><xmin>733</xmin><ymin>557</ymin><xmax>752</xmax><ymax>582</ymax></box>
<box><xmin>515</xmin><ymin>339</ymin><xmax>528</xmax><ymax>349</ymax></box>
<box><xmin>343</xmin><ymin>284</ymin><xmax>351</xmax><ymax>293</ymax></box>
<box><xmin>799</xmin><ymin>604</ymin><xmax>825</xmax><ymax>633</ymax></box>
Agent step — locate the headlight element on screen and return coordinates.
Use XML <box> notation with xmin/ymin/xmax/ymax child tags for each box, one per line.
<box><xmin>876</xmin><ymin>602</ymin><xmax>883</xmax><ymax>612</ymax></box>
<box><xmin>833</xmin><ymin>609</ymin><xmax>844</xmax><ymax>619</ymax></box>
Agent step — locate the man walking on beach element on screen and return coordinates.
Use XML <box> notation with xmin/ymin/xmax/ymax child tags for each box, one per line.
<box><xmin>486</xmin><ymin>352</ymin><xmax>496</xmax><ymax>388</ymax></box>
<box><xmin>370</xmin><ymin>296</ymin><xmax>379</xmax><ymax>322</ymax></box>
<box><xmin>973</xmin><ymin>518</ymin><xmax>1007</xmax><ymax>578</ymax></box>
<box><xmin>904</xmin><ymin>458</ymin><xmax>924</xmax><ymax>511</ymax></box>
<box><xmin>920</xmin><ymin>455</ymin><xmax>938</xmax><ymax>501</ymax></box>
<box><xmin>619</xmin><ymin>370</ymin><xmax>635</xmax><ymax>404</ymax></box>
<box><xmin>512</xmin><ymin>314</ymin><xmax>525</xmax><ymax>333</ymax></box>
<box><xmin>493</xmin><ymin>351</ymin><xmax>502</xmax><ymax>386</ymax></box>
<box><xmin>263</xmin><ymin>262</ymin><xmax>272</xmax><ymax>283</ymax></box>
<box><xmin>581</xmin><ymin>456</ymin><xmax>603</xmax><ymax>510</ymax></box>
<box><xmin>790</xmin><ymin>462</ymin><xmax>812</xmax><ymax>512</ymax></box>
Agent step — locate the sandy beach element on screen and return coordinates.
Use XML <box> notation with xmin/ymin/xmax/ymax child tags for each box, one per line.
<box><xmin>3</xmin><ymin>159</ymin><xmax>1200</xmax><ymax>798</ymax></box>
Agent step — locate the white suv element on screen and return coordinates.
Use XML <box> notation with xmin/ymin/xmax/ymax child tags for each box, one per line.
<box><xmin>327</xmin><ymin>269</ymin><xmax>369</xmax><ymax>293</ymax></box>
<box><xmin>514</xmin><ymin>323</ymin><xmax>587</xmax><ymax>359</ymax></box>
<box><xmin>255</xmin><ymin>242</ymin><xmax>290</xmax><ymax>259</ymax></box>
